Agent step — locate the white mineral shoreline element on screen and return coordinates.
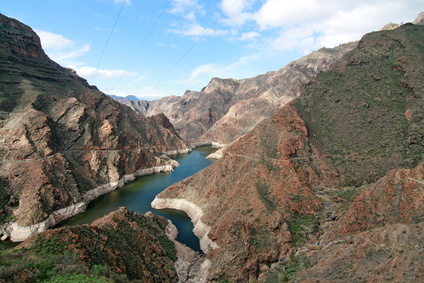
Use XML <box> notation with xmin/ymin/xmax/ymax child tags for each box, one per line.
<box><xmin>163</xmin><ymin>147</ymin><xmax>193</xmax><ymax>156</ymax></box>
<box><xmin>151</xmin><ymin>197</ymin><xmax>220</xmax><ymax>254</ymax></box>
<box><xmin>2</xmin><ymin>164</ymin><xmax>177</xmax><ymax>242</ymax></box>
<box><xmin>164</xmin><ymin>219</ymin><xmax>210</xmax><ymax>283</ymax></box>
<box><xmin>191</xmin><ymin>142</ymin><xmax>226</xmax><ymax>149</ymax></box>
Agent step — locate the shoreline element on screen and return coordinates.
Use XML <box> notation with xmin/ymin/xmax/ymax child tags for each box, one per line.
<box><xmin>1</xmin><ymin>163</ymin><xmax>178</xmax><ymax>242</ymax></box>
<box><xmin>151</xmin><ymin>197</ymin><xmax>220</xmax><ymax>254</ymax></box>
<box><xmin>190</xmin><ymin>141</ymin><xmax>226</xmax><ymax>149</ymax></box>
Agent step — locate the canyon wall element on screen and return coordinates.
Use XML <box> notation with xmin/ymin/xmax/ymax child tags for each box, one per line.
<box><xmin>0</xmin><ymin>13</ymin><xmax>190</xmax><ymax>240</ymax></box>
<box><xmin>155</xmin><ymin>23</ymin><xmax>424</xmax><ymax>281</ymax></box>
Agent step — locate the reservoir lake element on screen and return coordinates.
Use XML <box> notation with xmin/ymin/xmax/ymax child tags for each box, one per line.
<box><xmin>56</xmin><ymin>146</ymin><xmax>216</xmax><ymax>253</ymax></box>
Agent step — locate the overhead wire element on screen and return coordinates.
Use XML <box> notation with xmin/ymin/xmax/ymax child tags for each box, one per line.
<box><xmin>96</xmin><ymin>0</ymin><xmax>127</xmax><ymax>70</ymax></box>
<box><xmin>112</xmin><ymin>0</ymin><xmax>172</xmax><ymax>90</ymax></box>
<box><xmin>149</xmin><ymin>0</ymin><xmax>240</xmax><ymax>95</ymax></box>
<box><xmin>125</xmin><ymin>0</ymin><xmax>172</xmax><ymax>71</ymax></box>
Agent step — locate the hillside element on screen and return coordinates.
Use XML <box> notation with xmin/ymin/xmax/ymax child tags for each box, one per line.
<box><xmin>116</xmin><ymin>42</ymin><xmax>357</xmax><ymax>144</ymax></box>
<box><xmin>0</xmin><ymin>207</ymin><xmax>179</xmax><ymax>282</ymax></box>
<box><xmin>0</xmin><ymin>14</ymin><xmax>190</xmax><ymax>241</ymax></box>
<box><xmin>153</xmin><ymin>23</ymin><xmax>424</xmax><ymax>281</ymax></box>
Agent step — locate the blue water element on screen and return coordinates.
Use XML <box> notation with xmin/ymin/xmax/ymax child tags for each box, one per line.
<box><xmin>56</xmin><ymin>146</ymin><xmax>216</xmax><ymax>253</ymax></box>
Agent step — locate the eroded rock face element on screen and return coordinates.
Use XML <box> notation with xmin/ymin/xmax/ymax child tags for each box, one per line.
<box><xmin>0</xmin><ymin>14</ymin><xmax>190</xmax><ymax>237</ymax></box>
<box><xmin>155</xmin><ymin>23</ymin><xmax>424</xmax><ymax>281</ymax></box>
<box><xmin>322</xmin><ymin>162</ymin><xmax>424</xmax><ymax>243</ymax></box>
<box><xmin>296</xmin><ymin>221</ymin><xmax>424</xmax><ymax>282</ymax></box>
<box><xmin>155</xmin><ymin>105</ymin><xmax>324</xmax><ymax>281</ymax></box>
<box><xmin>115</xmin><ymin>43</ymin><xmax>357</xmax><ymax>144</ymax></box>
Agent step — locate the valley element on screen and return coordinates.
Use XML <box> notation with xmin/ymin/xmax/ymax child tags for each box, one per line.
<box><xmin>0</xmin><ymin>11</ymin><xmax>424</xmax><ymax>283</ymax></box>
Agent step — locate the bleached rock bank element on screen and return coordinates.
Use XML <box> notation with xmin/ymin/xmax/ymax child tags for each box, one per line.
<box><xmin>164</xmin><ymin>219</ymin><xmax>210</xmax><ymax>283</ymax></box>
<box><xmin>2</xmin><ymin>164</ymin><xmax>176</xmax><ymax>242</ymax></box>
<box><xmin>151</xmin><ymin>198</ymin><xmax>220</xmax><ymax>254</ymax></box>
<box><xmin>191</xmin><ymin>142</ymin><xmax>226</xmax><ymax>149</ymax></box>
<box><xmin>206</xmin><ymin>147</ymin><xmax>225</xmax><ymax>159</ymax></box>
<box><xmin>163</xmin><ymin>147</ymin><xmax>193</xmax><ymax>156</ymax></box>
<box><xmin>2</xmin><ymin>203</ymin><xmax>87</xmax><ymax>242</ymax></box>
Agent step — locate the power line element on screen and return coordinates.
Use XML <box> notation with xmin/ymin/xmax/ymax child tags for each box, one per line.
<box><xmin>96</xmin><ymin>0</ymin><xmax>127</xmax><ymax>70</ymax></box>
<box><xmin>149</xmin><ymin>0</ymin><xmax>240</xmax><ymax>95</ymax></box>
<box><xmin>112</xmin><ymin>0</ymin><xmax>172</xmax><ymax>90</ymax></box>
<box><xmin>126</xmin><ymin>0</ymin><xmax>172</xmax><ymax>71</ymax></box>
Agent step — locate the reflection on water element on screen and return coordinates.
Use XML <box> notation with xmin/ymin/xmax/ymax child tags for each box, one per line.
<box><xmin>58</xmin><ymin>146</ymin><xmax>216</xmax><ymax>253</ymax></box>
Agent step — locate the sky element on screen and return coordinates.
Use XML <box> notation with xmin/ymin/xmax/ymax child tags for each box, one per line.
<box><xmin>1</xmin><ymin>0</ymin><xmax>423</xmax><ymax>100</ymax></box>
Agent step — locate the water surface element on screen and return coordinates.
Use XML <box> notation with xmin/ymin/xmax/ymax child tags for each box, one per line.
<box><xmin>57</xmin><ymin>146</ymin><xmax>216</xmax><ymax>252</ymax></box>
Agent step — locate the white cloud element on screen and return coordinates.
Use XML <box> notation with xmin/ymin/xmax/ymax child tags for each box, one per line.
<box><xmin>188</xmin><ymin>63</ymin><xmax>224</xmax><ymax>82</ymax></box>
<box><xmin>252</xmin><ymin>0</ymin><xmax>424</xmax><ymax>52</ymax></box>
<box><xmin>220</xmin><ymin>0</ymin><xmax>253</xmax><ymax>26</ymax></box>
<box><xmin>168</xmin><ymin>0</ymin><xmax>227</xmax><ymax>38</ymax></box>
<box><xmin>238</xmin><ymin>31</ymin><xmax>260</xmax><ymax>41</ymax></box>
<box><xmin>35</xmin><ymin>29</ymin><xmax>91</xmax><ymax>63</ymax></box>
<box><xmin>171</xmin><ymin>23</ymin><xmax>229</xmax><ymax>37</ymax></box>
<box><xmin>254</xmin><ymin>0</ymin><xmax>332</xmax><ymax>29</ymax></box>
<box><xmin>170</xmin><ymin>0</ymin><xmax>203</xmax><ymax>16</ymax></box>
<box><xmin>35</xmin><ymin>30</ymin><xmax>73</xmax><ymax>50</ymax></box>
<box><xmin>51</xmin><ymin>44</ymin><xmax>91</xmax><ymax>61</ymax></box>
<box><xmin>67</xmin><ymin>65</ymin><xmax>138</xmax><ymax>79</ymax></box>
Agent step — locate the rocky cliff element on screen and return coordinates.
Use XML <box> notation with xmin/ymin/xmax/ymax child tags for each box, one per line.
<box><xmin>115</xmin><ymin>43</ymin><xmax>357</xmax><ymax>144</ymax></box>
<box><xmin>0</xmin><ymin>14</ymin><xmax>191</xmax><ymax>241</ymax></box>
<box><xmin>153</xmin><ymin>22</ymin><xmax>424</xmax><ymax>282</ymax></box>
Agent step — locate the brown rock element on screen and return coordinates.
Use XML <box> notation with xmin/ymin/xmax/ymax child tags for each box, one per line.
<box><xmin>0</xmin><ymin>14</ymin><xmax>190</xmax><ymax>228</ymax></box>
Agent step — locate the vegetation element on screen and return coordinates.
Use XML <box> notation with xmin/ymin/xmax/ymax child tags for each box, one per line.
<box><xmin>256</xmin><ymin>179</ymin><xmax>276</xmax><ymax>211</ymax></box>
<box><xmin>286</xmin><ymin>212</ymin><xmax>319</xmax><ymax>246</ymax></box>
<box><xmin>263</xmin><ymin>254</ymin><xmax>315</xmax><ymax>282</ymax></box>
<box><xmin>0</xmin><ymin>209</ymin><xmax>178</xmax><ymax>282</ymax></box>
<box><xmin>293</xmin><ymin>24</ymin><xmax>424</xmax><ymax>183</ymax></box>
<box><xmin>0</xmin><ymin>178</ymin><xmax>18</xmax><ymax>224</ymax></box>
<box><xmin>0</xmin><ymin>245</ymin><xmax>111</xmax><ymax>282</ymax></box>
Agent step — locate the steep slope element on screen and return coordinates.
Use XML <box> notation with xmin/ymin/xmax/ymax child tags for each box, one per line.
<box><xmin>198</xmin><ymin>43</ymin><xmax>357</xmax><ymax>145</ymax></box>
<box><xmin>116</xmin><ymin>43</ymin><xmax>357</xmax><ymax>144</ymax></box>
<box><xmin>0</xmin><ymin>14</ymin><xmax>190</xmax><ymax>241</ymax></box>
<box><xmin>296</xmin><ymin>162</ymin><xmax>424</xmax><ymax>282</ymax></box>
<box><xmin>0</xmin><ymin>207</ymin><xmax>178</xmax><ymax>282</ymax></box>
<box><xmin>121</xmin><ymin>79</ymin><xmax>241</xmax><ymax>143</ymax></box>
<box><xmin>153</xmin><ymin>23</ymin><xmax>424</xmax><ymax>282</ymax></box>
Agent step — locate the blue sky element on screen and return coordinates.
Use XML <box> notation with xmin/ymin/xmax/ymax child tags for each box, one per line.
<box><xmin>2</xmin><ymin>0</ymin><xmax>423</xmax><ymax>100</ymax></box>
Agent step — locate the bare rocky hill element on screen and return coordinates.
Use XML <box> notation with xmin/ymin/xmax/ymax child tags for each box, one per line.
<box><xmin>115</xmin><ymin>43</ymin><xmax>357</xmax><ymax>144</ymax></box>
<box><xmin>0</xmin><ymin>14</ymin><xmax>190</xmax><ymax>241</ymax></box>
<box><xmin>153</xmin><ymin>22</ymin><xmax>424</xmax><ymax>281</ymax></box>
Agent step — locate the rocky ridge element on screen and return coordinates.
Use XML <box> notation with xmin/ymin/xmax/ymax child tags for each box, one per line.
<box><xmin>0</xmin><ymin>207</ymin><xmax>180</xmax><ymax>282</ymax></box>
<box><xmin>0</xmin><ymin>14</ymin><xmax>191</xmax><ymax>241</ymax></box>
<box><xmin>154</xmin><ymin>22</ymin><xmax>424</xmax><ymax>282</ymax></box>
<box><xmin>115</xmin><ymin>42</ymin><xmax>357</xmax><ymax>144</ymax></box>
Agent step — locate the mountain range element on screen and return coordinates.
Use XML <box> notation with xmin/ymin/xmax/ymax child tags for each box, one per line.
<box><xmin>0</xmin><ymin>11</ymin><xmax>424</xmax><ymax>283</ymax></box>
<box><xmin>114</xmin><ymin>43</ymin><xmax>357</xmax><ymax>145</ymax></box>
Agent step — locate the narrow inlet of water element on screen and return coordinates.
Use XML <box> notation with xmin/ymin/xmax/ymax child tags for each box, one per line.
<box><xmin>56</xmin><ymin>146</ymin><xmax>216</xmax><ymax>253</ymax></box>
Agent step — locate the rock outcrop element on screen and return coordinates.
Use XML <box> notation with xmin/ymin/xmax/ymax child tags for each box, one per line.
<box><xmin>1</xmin><ymin>207</ymin><xmax>179</xmax><ymax>282</ymax></box>
<box><xmin>114</xmin><ymin>43</ymin><xmax>357</xmax><ymax>144</ymax></box>
<box><xmin>0</xmin><ymin>14</ymin><xmax>190</xmax><ymax>241</ymax></box>
<box><xmin>155</xmin><ymin>22</ymin><xmax>424</xmax><ymax>281</ymax></box>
